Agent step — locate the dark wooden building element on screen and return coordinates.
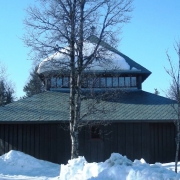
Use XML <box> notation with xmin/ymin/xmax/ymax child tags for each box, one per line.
<box><xmin>0</xmin><ymin>36</ymin><xmax>177</xmax><ymax>164</ymax></box>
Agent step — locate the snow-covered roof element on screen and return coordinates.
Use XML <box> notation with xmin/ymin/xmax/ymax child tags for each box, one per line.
<box><xmin>37</xmin><ymin>41</ymin><xmax>131</xmax><ymax>74</ymax></box>
<box><xmin>37</xmin><ymin>35</ymin><xmax>151</xmax><ymax>83</ymax></box>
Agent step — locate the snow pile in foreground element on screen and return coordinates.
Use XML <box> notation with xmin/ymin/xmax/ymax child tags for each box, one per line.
<box><xmin>0</xmin><ymin>150</ymin><xmax>60</xmax><ymax>179</ymax></box>
<box><xmin>60</xmin><ymin>153</ymin><xmax>180</xmax><ymax>180</ymax></box>
<box><xmin>0</xmin><ymin>150</ymin><xmax>180</xmax><ymax>180</ymax></box>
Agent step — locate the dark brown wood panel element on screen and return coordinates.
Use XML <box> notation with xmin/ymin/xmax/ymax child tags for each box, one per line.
<box><xmin>22</xmin><ymin>124</ymin><xmax>27</xmax><ymax>153</ymax></box>
<box><xmin>0</xmin><ymin>122</ymin><xmax>177</xmax><ymax>164</ymax></box>
<box><xmin>103</xmin><ymin>124</ymin><xmax>112</xmax><ymax>161</ymax></box>
<box><xmin>49</xmin><ymin>124</ymin><xmax>56</xmax><ymax>163</ymax></box>
<box><xmin>111</xmin><ymin>123</ymin><xmax>118</xmax><ymax>153</ymax></box>
<box><xmin>79</xmin><ymin>126</ymin><xmax>85</xmax><ymax>157</ymax></box>
<box><xmin>31</xmin><ymin>125</ymin><xmax>35</xmax><ymax>156</ymax></box>
<box><xmin>149</xmin><ymin>123</ymin><xmax>176</xmax><ymax>163</ymax></box>
<box><xmin>133</xmin><ymin>123</ymin><xmax>142</xmax><ymax>160</ymax></box>
<box><xmin>125</xmin><ymin>123</ymin><xmax>134</xmax><ymax>160</ymax></box>
<box><xmin>34</xmin><ymin>124</ymin><xmax>40</xmax><ymax>159</ymax></box>
<box><xmin>56</xmin><ymin>125</ymin><xmax>64</xmax><ymax>163</ymax></box>
<box><xmin>26</xmin><ymin>124</ymin><xmax>31</xmax><ymax>156</ymax></box>
<box><xmin>4</xmin><ymin>125</ymin><xmax>9</xmax><ymax>153</ymax></box>
<box><xmin>98</xmin><ymin>140</ymin><xmax>104</xmax><ymax>162</ymax></box>
<box><xmin>18</xmin><ymin>124</ymin><xmax>23</xmax><ymax>152</ymax></box>
<box><xmin>117</xmin><ymin>123</ymin><xmax>126</xmax><ymax>156</ymax></box>
<box><xmin>141</xmin><ymin>123</ymin><xmax>150</xmax><ymax>162</ymax></box>
<box><xmin>13</xmin><ymin>125</ymin><xmax>18</xmax><ymax>151</ymax></box>
<box><xmin>8</xmin><ymin>125</ymin><xmax>13</xmax><ymax>151</ymax></box>
<box><xmin>162</xmin><ymin>124</ymin><xmax>167</xmax><ymax>162</ymax></box>
<box><xmin>83</xmin><ymin>126</ymin><xmax>91</xmax><ymax>162</ymax></box>
<box><xmin>90</xmin><ymin>141</ymin><xmax>98</xmax><ymax>162</ymax></box>
<box><xmin>39</xmin><ymin>124</ymin><xmax>46</xmax><ymax>160</ymax></box>
<box><xmin>0</xmin><ymin>125</ymin><xmax>4</xmax><ymax>154</ymax></box>
<box><xmin>150</xmin><ymin>123</ymin><xmax>155</xmax><ymax>163</ymax></box>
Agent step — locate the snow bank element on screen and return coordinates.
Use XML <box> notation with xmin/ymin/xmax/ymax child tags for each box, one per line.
<box><xmin>0</xmin><ymin>150</ymin><xmax>60</xmax><ymax>177</ymax></box>
<box><xmin>60</xmin><ymin>153</ymin><xmax>180</xmax><ymax>180</ymax></box>
<box><xmin>1</xmin><ymin>150</ymin><xmax>180</xmax><ymax>180</ymax></box>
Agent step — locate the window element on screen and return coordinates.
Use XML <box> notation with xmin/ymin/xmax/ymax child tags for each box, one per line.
<box><xmin>119</xmin><ymin>77</ymin><xmax>124</xmax><ymax>87</ymax></box>
<box><xmin>51</xmin><ymin>77</ymin><xmax>56</xmax><ymax>88</ymax></box>
<box><xmin>90</xmin><ymin>126</ymin><xmax>101</xmax><ymax>139</ymax></box>
<box><xmin>94</xmin><ymin>77</ymin><xmax>100</xmax><ymax>88</ymax></box>
<box><xmin>100</xmin><ymin>77</ymin><xmax>106</xmax><ymax>87</ymax></box>
<box><xmin>113</xmin><ymin>77</ymin><xmax>118</xmax><ymax>87</ymax></box>
<box><xmin>88</xmin><ymin>77</ymin><xmax>94</xmax><ymax>87</ymax></box>
<box><xmin>125</xmin><ymin>77</ymin><xmax>130</xmax><ymax>86</ymax></box>
<box><xmin>57</xmin><ymin>77</ymin><xmax>62</xmax><ymax>87</ymax></box>
<box><xmin>107</xmin><ymin>77</ymin><xmax>112</xmax><ymax>87</ymax></box>
<box><xmin>131</xmin><ymin>77</ymin><xmax>136</xmax><ymax>86</ymax></box>
<box><xmin>63</xmin><ymin>77</ymin><xmax>69</xmax><ymax>87</ymax></box>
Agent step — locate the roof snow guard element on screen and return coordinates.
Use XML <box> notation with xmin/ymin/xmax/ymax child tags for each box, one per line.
<box><xmin>37</xmin><ymin>35</ymin><xmax>151</xmax><ymax>82</ymax></box>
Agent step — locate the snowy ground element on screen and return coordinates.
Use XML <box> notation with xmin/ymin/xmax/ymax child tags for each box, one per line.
<box><xmin>0</xmin><ymin>150</ymin><xmax>180</xmax><ymax>180</ymax></box>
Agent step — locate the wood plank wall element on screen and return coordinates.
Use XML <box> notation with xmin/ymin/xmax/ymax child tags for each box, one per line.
<box><xmin>0</xmin><ymin>122</ymin><xmax>177</xmax><ymax>164</ymax></box>
<box><xmin>0</xmin><ymin>123</ymin><xmax>71</xmax><ymax>164</ymax></box>
<box><xmin>79</xmin><ymin>122</ymin><xmax>176</xmax><ymax>164</ymax></box>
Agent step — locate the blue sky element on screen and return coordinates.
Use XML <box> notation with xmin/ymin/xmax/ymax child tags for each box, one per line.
<box><xmin>0</xmin><ymin>0</ymin><xmax>180</xmax><ymax>98</ymax></box>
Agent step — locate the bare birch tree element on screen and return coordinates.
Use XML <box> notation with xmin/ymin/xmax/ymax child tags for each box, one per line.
<box><xmin>23</xmin><ymin>0</ymin><xmax>133</xmax><ymax>159</ymax></box>
<box><xmin>165</xmin><ymin>41</ymin><xmax>180</xmax><ymax>173</ymax></box>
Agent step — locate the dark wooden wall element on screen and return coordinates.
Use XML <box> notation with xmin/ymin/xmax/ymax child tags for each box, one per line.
<box><xmin>79</xmin><ymin>122</ymin><xmax>175</xmax><ymax>163</ymax></box>
<box><xmin>0</xmin><ymin>123</ymin><xmax>71</xmax><ymax>164</ymax></box>
<box><xmin>0</xmin><ymin>122</ymin><xmax>176</xmax><ymax>164</ymax></box>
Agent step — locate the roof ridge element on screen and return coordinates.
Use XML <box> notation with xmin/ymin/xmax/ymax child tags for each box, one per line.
<box><xmin>87</xmin><ymin>35</ymin><xmax>152</xmax><ymax>82</ymax></box>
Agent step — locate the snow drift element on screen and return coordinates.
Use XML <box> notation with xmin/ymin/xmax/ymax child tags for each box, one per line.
<box><xmin>0</xmin><ymin>150</ymin><xmax>180</xmax><ymax>179</ymax></box>
<box><xmin>60</xmin><ymin>153</ymin><xmax>180</xmax><ymax>180</ymax></box>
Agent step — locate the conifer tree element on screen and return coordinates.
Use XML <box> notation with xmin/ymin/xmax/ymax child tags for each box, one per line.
<box><xmin>0</xmin><ymin>64</ymin><xmax>15</xmax><ymax>105</ymax></box>
<box><xmin>23</xmin><ymin>66</ymin><xmax>43</xmax><ymax>97</ymax></box>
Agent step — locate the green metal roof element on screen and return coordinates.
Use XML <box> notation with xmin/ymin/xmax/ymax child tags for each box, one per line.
<box><xmin>0</xmin><ymin>90</ymin><xmax>177</xmax><ymax>122</ymax></box>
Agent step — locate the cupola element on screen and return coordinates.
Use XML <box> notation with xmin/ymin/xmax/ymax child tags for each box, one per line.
<box><xmin>37</xmin><ymin>35</ymin><xmax>151</xmax><ymax>91</ymax></box>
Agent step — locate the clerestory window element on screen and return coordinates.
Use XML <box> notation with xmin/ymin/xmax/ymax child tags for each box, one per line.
<box><xmin>50</xmin><ymin>76</ymin><xmax>137</xmax><ymax>88</ymax></box>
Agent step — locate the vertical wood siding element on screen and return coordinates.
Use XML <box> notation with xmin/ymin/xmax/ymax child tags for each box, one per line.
<box><xmin>0</xmin><ymin>123</ymin><xmax>71</xmax><ymax>164</ymax></box>
<box><xmin>0</xmin><ymin>122</ymin><xmax>177</xmax><ymax>164</ymax></box>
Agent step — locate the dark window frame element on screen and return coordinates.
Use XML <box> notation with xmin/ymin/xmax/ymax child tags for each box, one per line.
<box><xmin>50</xmin><ymin>75</ymin><xmax>137</xmax><ymax>88</ymax></box>
<box><xmin>90</xmin><ymin>125</ymin><xmax>101</xmax><ymax>140</ymax></box>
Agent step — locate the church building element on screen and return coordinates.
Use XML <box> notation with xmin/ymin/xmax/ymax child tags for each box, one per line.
<box><xmin>0</xmin><ymin>36</ymin><xmax>177</xmax><ymax>164</ymax></box>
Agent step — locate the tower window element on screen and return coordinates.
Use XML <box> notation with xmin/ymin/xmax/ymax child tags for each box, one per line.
<box><xmin>119</xmin><ymin>77</ymin><xmax>124</xmax><ymax>87</ymax></box>
<box><xmin>100</xmin><ymin>77</ymin><xmax>106</xmax><ymax>87</ymax></box>
<box><xmin>63</xmin><ymin>77</ymin><xmax>69</xmax><ymax>87</ymax></box>
<box><xmin>131</xmin><ymin>77</ymin><xmax>137</xmax><ymax>86</ymax></box>
<box><xmin>125</xmin><ymin>77</ymin><xmax>130</xmax><ymax>86</ymax></box>
<box><xmin>113</xmin><ymin>77</ymin><xmax>118</xmax><ymax>87</ymax></box>
<box><xmin>107</xmin><ymin>77</ymin><xmax>112</xmax><ymax>87</ymax></box>
<box><xmin>57</xmin><ymin>77</ymin><xmax>62</xmax><ymax>87</ymax></box>
<box><xmin>51</xmin><ymin>77</ymin><xmax>56</xmax><ymax>88</ymax></box>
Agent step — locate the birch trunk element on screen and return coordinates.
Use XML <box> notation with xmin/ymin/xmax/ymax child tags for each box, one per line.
<box><xmin>69</xmin><ymin>0</ymin><xmax>78</xmax><ymax>159</ymax></box>
<box><xmin>70</xmin><ymin>0</ymin><xmax>84</xmax><ymax>159</ymax></box>
<box><xmin>70</xmin><ymin>122</ymin><xmax>79</xmax><ymax>159</ymax></box>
